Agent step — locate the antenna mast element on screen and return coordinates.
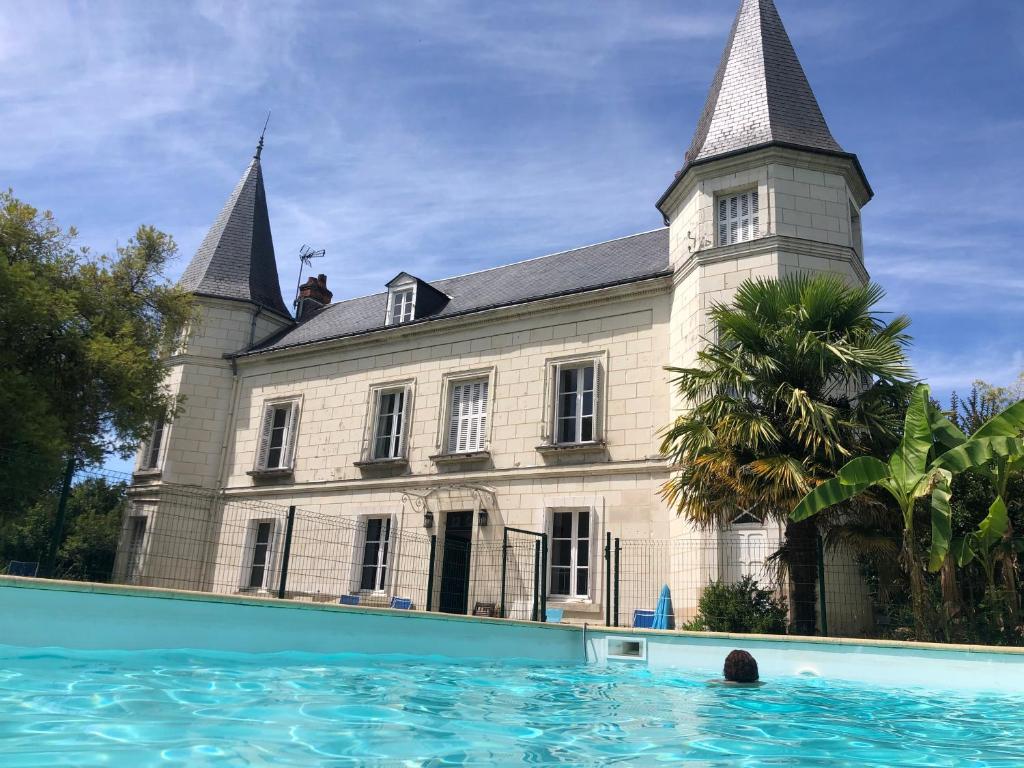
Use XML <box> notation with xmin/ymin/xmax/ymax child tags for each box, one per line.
<box><xmin>294</xmin><ymin>244</ymin><xmax>326</xmax><ymax>309</ymax></box>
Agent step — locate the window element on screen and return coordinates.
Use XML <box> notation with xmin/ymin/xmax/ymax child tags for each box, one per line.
<box><xmin>388</xmin><ymin>288</ymin><xmax>415</xmax><ymax>325</ymax></box>
<box><xmin>247</xmin><ymin>520</ymin><xmax>275</xmax><ymax>589</ymax></box>
<box><xmin>447</xmin><ymin>379</ymin><xmax>489</xmax><ymax>453</ymax></box>
<box><xmin>550</xmin><ymin>510</ymin><xmax>591</xmax><ymax>599</ymax></box>
<box><xmin>141</xmin><ymin>417</ymin><xmax>164</xmax><ymax>470</ymax></box>
<box><xmin>359</xmin><ymin>516</ymin><xmax>392</xmax><ymax>591</ymax></box>
<box><xmin>255</xmin><ymin>400</ymin><xmax>299</xmax><ymax>471</ymax></box>
<box><xmin>850</xmin><ymin>202</ymin><xmax>863</xmax><ymax>256</ymax></box>
<box><xmin>373</xmin><ymin>389</ymin><xmax>407</xmax><ymax>459</ymax></box>
<box><xmin>717</xmin><ymin>189</ymin><xmax>759</xmax><ymax>246</ymax></box>
<box><xmin>555</xmin><ymin>364</ymin><xmax>598</xmax><ymax>444</ymax></box>
<box><xmin>125</xmin><ymin>516</ymin><xmax>147</xmax><ymax>582</ymax></box>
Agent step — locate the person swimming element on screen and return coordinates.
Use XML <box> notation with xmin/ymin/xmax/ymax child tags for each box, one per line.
<box><xmin>708</xmin><ymin>649</ymin><xmax>765</xmax><ymax>687</ymax></box>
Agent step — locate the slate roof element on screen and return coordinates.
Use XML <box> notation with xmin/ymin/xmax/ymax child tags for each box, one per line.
<box><xmin>178</xmin><ymin>154</ymin><xmax>291</xmax><ymax>319</ymax></box>
<box><xmin>246</xmin><ymin>228</ymin><xmax>670</xmax><ymax>355</ymax></box>
<box><xmin>658</xmin><ymin>0</ymin><xmax>862</xmax><ymax>211</ymax></box>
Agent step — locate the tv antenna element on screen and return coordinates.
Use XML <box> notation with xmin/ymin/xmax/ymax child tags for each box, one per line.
<box><xmin>294</xmin><ymin>244</ymin><xmax>326</xmax><ymax>308</ymax></box>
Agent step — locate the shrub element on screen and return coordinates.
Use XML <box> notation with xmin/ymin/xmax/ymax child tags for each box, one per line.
<box><xmin>684</xmin><ymin>576</ymin><xmax>788</xmax><ymax>634</ymax></box>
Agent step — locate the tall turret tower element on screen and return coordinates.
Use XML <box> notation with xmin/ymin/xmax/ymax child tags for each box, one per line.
<box><xmin>134</xmin><ymin>142</ymin><xmax>293</xmax><ymax>490</ymax></box>
<box><xmin>661</xmin><ymin>0</ymin><xmax>872</xmax><ymax>379</ymax></box>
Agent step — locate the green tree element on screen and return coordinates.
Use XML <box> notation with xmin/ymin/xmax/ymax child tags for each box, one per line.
<box><xmin>0</xmin><ymin>190</ymin><xmax>193</xmax><ymax>519</ymax></box>
<box><xmin>0</xmin><ymin>477</ymin><xmax>126</xmax><ymax>580</ymax></box>
<box><xmin>661</xmin><ymin>274</ymin><xmax>913</xmax><ymax>635</ymax></box>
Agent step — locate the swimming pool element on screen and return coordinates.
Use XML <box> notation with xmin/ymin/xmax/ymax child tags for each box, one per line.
<box><xmin>3</xmin><ymin>643</ymin><xmax>1023</xmax><ymax>766</ymax></box>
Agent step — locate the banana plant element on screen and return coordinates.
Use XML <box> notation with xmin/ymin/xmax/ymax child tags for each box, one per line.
<box><xmin>951</xmin><ymin>497</ymin><xmax>1021</xmax><ymax>604</ymax></box>
<box><xmin>791</xmin><ymin>384</ymin><xmax>1024</xmax><ymax>632</ymax></box>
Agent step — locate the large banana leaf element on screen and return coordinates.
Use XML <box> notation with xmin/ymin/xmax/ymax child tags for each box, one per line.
<box><xmin>791</xmin><ymin>456</ymin><xmax>890</xmax><ymax>521</ymax></box>
<box><xmin>928</xmin><ymin>469</ymin><xmax>952</xmax><ymax>572</ymax></box>
<box><xmin>973</xmin><ymin>400</ymin><xmax>1024</xmax><ymax>438</ymax></box>
<box><xmin>928</xmin><ymin>405</ymin><xmax>967</xmax><ymax>451</ymax></box>
<box><xmin>951</xmin><ymin>536</ymin><xmax>974</xmax><ymax>567</ymax></box>
<box><xmin>888</xmin><ymin>385</ymin><xmax>934</xmax><ymax>497</ymax></box>
<box><xmin>932</xmin><ymin>437</ymin><xmax>1024</xmax><ymax>474</ymax></box>
<box><xmin>977</xmin><ymin>496</ymin><xmax>1009</xmax><ymax>552</ymax></box>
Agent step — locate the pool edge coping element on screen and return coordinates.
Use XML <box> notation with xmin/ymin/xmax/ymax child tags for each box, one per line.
<box><xmin>3</xmin><ymin>575</ymin><xmax>1023</xmax><ymax>656</ymax></box>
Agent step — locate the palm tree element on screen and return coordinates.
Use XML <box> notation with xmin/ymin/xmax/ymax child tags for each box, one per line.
<box><xmin>660</xmin><ymin>274</ymin><xmax>914</xmax><ymax>634</ymax></box>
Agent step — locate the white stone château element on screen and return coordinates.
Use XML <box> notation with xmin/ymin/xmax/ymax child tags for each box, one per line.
<box><xmin>120</xmin><ymin>0</ymin><xmax>873</xmax><ymax>631</ymax></box>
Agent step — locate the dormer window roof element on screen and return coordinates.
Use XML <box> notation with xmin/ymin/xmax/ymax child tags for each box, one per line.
<box><xmin>384</xmin><ymin>272</ymin><xmax>449</xmax><ymax>326</ymax></box>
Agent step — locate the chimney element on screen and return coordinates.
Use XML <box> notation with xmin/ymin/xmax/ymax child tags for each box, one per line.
<box><xmin>295</xmin><ymin>273</ymin><xmax>333</xmax><ymax>320</ymax></box>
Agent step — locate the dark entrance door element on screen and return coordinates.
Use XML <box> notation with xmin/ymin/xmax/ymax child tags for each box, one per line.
<box><xmin>439</xmin><ymin>511</ymin><xmax>473</xmax><ymax>615</ymax></box>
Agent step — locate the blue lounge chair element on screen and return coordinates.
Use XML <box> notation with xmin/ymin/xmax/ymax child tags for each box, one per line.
<box><xmin>633</xmin><ymin>609</ymin><xmax>656</xmax><ymax>628</ymax></box>
<box><xmin>545</xmin><ymin>608</ymin><xmax>564</xmax><ymax>624</ymax></box>
<box><xmin>390</xmin><ymin>596</ymin><xmax>413</xmax><ymax>610</ymax></box>
<box><xmin>339</xmin><ymin>594</ymin><xmax>360</xmax><ymax>606</ymax></box>
<box><xmin>7</xmin><ymin>561</ymin><xmax>39</xmax><ymax>577</ymax></box>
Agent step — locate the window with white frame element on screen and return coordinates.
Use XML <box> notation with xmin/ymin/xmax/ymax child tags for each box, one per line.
<box><xmin>125</xmin><ymin>515</ymin><xmax>147</xmax><ymax>582</ymax></box>
<box><xmin>246</xmin><ymin>520</ymin><xmax>275</xmax><ymax>589</ymax></box>
<box><xmin>141</xmin><ymin>417</ymin><xmax>165</xmax><ymax>470</ymax></box>
<box><xmin>255</xmin><ymin>400</ymin><xmax>300</xmax><ymax>471</ymax></box>
<box><xmin>359</xmin><ymin>516</ymin><xmax>392</xmax><ymax>591</ymax></box>
<box><xmin>550</xmin><ymin>510</ymin><xmax>591</xmax><ymax>599</ymax></box>
<box><xmin>388</xmin><ymin>288</ymin><xmax>415</xmax><ymax>325</ymax></box>
<box><xmin>446</xmin><ymin>379</ymin><xmax>489</xmax><ymax>453</ymax></box>
<box><xmin>554</xmin><ymin>363</ymin><xmax>600</xmax><ymax>444</ymax></box>
<box><xmin>717</xmin><ymin>189</ymin><xmax>759</xmax><ymax>246</ymax></box>
<box><xmin>372</xmin><ymin>388</ymin><xmax>407</xmax><ymax>460</ymax></box>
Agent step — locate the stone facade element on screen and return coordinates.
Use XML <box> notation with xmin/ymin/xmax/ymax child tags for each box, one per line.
<box><xmin>120</xmin><ymin>0</ymin><xmax>878</xmax><ymax>635</ymax></box>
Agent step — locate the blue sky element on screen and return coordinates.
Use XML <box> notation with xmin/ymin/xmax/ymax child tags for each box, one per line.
<box><xmin>3</xmin><ymin>0</ymin><xmax>1022</xmax><ymax>413</ymax></box>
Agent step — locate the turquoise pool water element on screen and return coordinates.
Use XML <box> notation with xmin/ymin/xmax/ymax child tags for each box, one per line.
<box><xmin>2</xmin><ymin>644</ymin><xmax>1022</xmax><ymax>767</ymax></box>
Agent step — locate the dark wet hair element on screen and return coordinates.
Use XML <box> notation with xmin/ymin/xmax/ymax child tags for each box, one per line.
<box><xmin>723</xmin><ymin>650</ymin><xmax>759</xmax><ymax>683</ymax></box>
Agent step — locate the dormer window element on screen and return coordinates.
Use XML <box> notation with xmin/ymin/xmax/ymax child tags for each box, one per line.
<box><xmin>384</xmin><ymin>272</ymin><xmax>450</xmax><ymax>327</ymax></box>
<box><xmin>389</xmin><ymin>287</ymin><xmax>415</xmax><ymax>325</ymax></box>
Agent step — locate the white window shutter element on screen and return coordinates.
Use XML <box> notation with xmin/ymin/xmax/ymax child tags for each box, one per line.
<box><xmin>283</xmin><ymin>402</ymin><xmax>300</xmax><ymax>469</ymax></box>
<box><xmin>592</xmin><ymin>360</ymin><xmax>603</xmax><ymax>441</ymax></box>
<box><xmin>475</xmin><ymin>380</ymin><xmax>488</xmax><ymax>451</ymax></box>
<box><xmin>549</xmin><ymin>363</ymin><xmax>562</xmax><ymax>441</ymax></box>
<box><xmin>448</xmin><ymin>384</ymin><xmax>462</xmax><ymax>452</ymax></box>
<box><xmin>256</xmin><ymin>405</ymin><xmax>275</xmax><ymax>470</ymax></box>
<box><xmin>751</xmin><ymin>189</ymin><xmax>760</xmax><ymax>238</ymax></box>
<box><xmin>717</xmin><ymin>198</ymin><xmax>727</xmax><ymax>246</ymax></box>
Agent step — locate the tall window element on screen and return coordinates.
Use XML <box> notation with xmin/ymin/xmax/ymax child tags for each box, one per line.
<box><xmin>141</xmin><ymin>417</ymin><xmax>164</xmax><ymax>470</ymax></box>
<box><xmin>555</xmin><ymin>364</ymin><xmax>596</xmax><ymax>444</ymax></box>
<box><xmin>550</xmin><ymin>510</ymin><xmax>591</xmax><ymax>599</ymax></box>
<box><xmin>447</xmin><ymin>379</ymin><xmax>489</xmax><ymax>453</ymax></box>
<box><xmin>389</xmin><ymin>289</ymin><xmax>415</xmax><ymax>325</ymax></box>
<box><xmin>125</xmin><ymin>516</ymin><xmax>147</xmax><ymax>582</ymax></box>
<box><xmin>256</xmin><ymin>401</ymin><xmax>299</xmax><ymax>471</ymax></box>
<box><xmin>360</xmin><ymin>516</ymin><xmax>391</xmax><ymax>591</ymax></box>
<box><xmin>717</xmin><ymin>189</ymin><xmax>759</xmax><ymax>246</ymax></box>
<box><xmin>247</xmin><ymin>520</ymin><xmax>275</xmax><ymax>589</ymax></box>
<box><xmin>373</xmin><ymin>389</ymin><xmax>406</xmax><ymax>459</ymax></box>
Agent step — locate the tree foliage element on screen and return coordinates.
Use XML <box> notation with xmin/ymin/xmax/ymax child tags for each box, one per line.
<box><xmin>0</xmin><ymin>190</ymin><xmax>193</xmax><ymax>516</ymax></box>
<box><xmin>684</xmin><ymin>576</ymin><xmax>788</xmax><ymax>634</ymax></box>
<box><xmin>660</xmin><ymin>273</ymin><xmax>914</xmax><ymax>633</ymax></box>
<box><xmin>0</xmin><ymin>477</ymin><xmax>126</xmax><ymax>580</ymax></box>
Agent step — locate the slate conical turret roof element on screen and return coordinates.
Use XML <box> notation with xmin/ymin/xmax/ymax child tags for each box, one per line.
<box><xmin>179</xmin><ymin>148</ymin><xmax>291</xmax><ymax>319</ymax></box>
<box><xmin>658</xmin><ymin>0</ymin><xmax>868</xmax><ymax>211</ymax></box>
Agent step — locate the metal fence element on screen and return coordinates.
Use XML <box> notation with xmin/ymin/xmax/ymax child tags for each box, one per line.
<box><xmin>3</xmin><ymin>461</ymin><xmax>1022</xmax><ymax>644</ymax></box>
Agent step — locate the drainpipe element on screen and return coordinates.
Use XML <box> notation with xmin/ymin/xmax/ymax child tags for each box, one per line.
<box><xmin>248</xmin><ymin>305</ymin><xmax>264</xmax><ymax>348</ymax></box>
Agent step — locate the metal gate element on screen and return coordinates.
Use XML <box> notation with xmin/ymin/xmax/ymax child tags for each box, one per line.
<box><xmin>499</xmin><ymin>527</ymin><xmax>548</xmax><ymax>621</ymax></box>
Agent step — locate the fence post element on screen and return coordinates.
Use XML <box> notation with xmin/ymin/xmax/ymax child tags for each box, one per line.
<box><xmin>499</xmin><ymin>528</ymin><xmax>508</xmax><ymax>618</ymax></box>
<box><xmin>277</xmin><ymin>506</ymin><xmax>296</xmax><ymax>599</ymax></box>
<box><xmin>532</xmin><ymin>538</ymin><xmax>541</xmax><ymax>622</ymax></box>
<box><xmin>42</xmin><ymin>455</ymin><xmax>76</xmax><ymax>579</ymax></box>
<box><xmin>539</xmin><ymin>533</ymin><xmax>548</xmax><ymax>622</ymax></box>
<box><xmin>604</xmin><ymin>532</ymin><xmax>612</xmax><ymax>627</ymax></box>
<box><xmin>613</xmin><ymin>537</ymin><xmax>621</xmax><ymax>627</ymax></box>
<box><xmin>816</xmin><ymin>533</ymin><xmax>828</xmax><ymax>636</ymax></box>
<box><xmin>426</xmin><ymin>534</ymin><xmax>437</xmax><ymax>612</ymax></box>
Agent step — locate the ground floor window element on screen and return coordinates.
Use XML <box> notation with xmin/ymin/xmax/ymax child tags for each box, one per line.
<box><xmin>125</xmin><ymin>515</ymin><xmax>147</xmax><ymax>581</ymax></box>
<box><xmin>360</xmin><ymin>516</ymin><xmax>391</xmax><ymax>591</ymax></box>
<box><xmin>247</xmin><ymin>520</ymin><xmax>275</xmax><ymax>589</ymax></box>
<box><xmin>550</xmin><ymin>510</ymin><xmax>591</xmax><ymax>598</ymax></box>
